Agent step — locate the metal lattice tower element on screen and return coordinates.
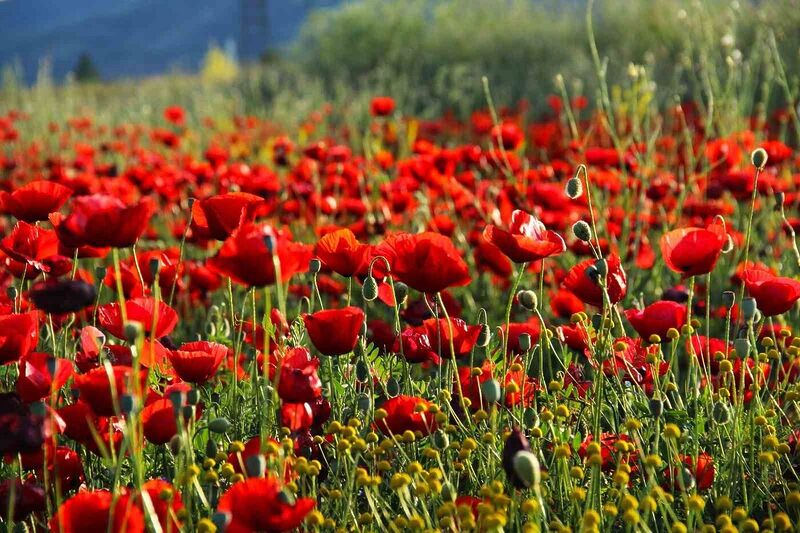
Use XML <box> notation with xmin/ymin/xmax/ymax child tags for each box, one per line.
<box><xmin>240</xmin><ymin>0</ymin><xmax>269</xmax><ymax>62</ymax></box>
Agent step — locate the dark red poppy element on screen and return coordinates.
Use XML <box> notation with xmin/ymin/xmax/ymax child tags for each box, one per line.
<box><xmin>191</xmin><ymin>192</ymin><xmax>263</xmax><ymax>241</ymax></box>
<box><xmin>16</xmin><ymin>352</ymin><xmax>74</xmax><ymax>403</ymax></box>
<box><xmin>0</xmin><ymin>180</ymin><xmax>72</xmax><ymax>222</ymax></box>
<box><xmin>483</xmin><ymin>210</ymin><xmax>566</xmax><ymax>264</ymax></box>
<box><xmin>208</xmin><ymin>224</ymin><xmax>311</xmax><ymax>288</ymax></box>
<box><xmin>315</xmin><ymin>228</ymin><xmax>369</xmax><ymax>277</ymax></box>
<box><xmin>376</xmin><ymin>395</ymin><xmax>437</xmax><ymax>436</ymax></box>
<box><xmin>49</xmin><ymin>490</ymin><xmax>144</xmax><ymax>533</ymax></box>
<box><xmin>562</xmin><ymin>254</ymin><xmax>627</xmax><ymax>307</ymax></box>
<box><xmin>97</xmin><ymin>297</ymin><xmax>178</xmax><ymax>340</ymax></box>
<box><xmin>375</xmin><ymin>232</ymin><xmax>471</xmax><ymax>294</ymax></box>
<box><xmin>742</xmin><ymin>270</ymin><xmax>800</xmax><ymax>316</ymax></box>
<box><xmin>141</xmin><ymin>398</ymin><xmax>180</xmax><ymax>444</ymax></box>
<box><xmin>0</xmin><ymin>312</ymin><xmax>40</xmax><ymax>364</ymax></box>
<box><xmin>28</xmin><ymin>279</ymin><xmax>97</xmax><ymax>314</ymax></box>
<box><xmin>168</xmin><ymin>341</ymin><xmax>227</xmax><ymax>383</ymax></box>
<box><xmin>73</xmin><ymin>366</ymin><xmax>148</xmax><ymax>416</ymax></box>
<box><xmin>303</xmin><ymin>306</ymin><xmax>364</xmax><ymax>356</ymax></box>
<box><xmin>277</xmin><ymin>347</ymin><xmax>323</xmax><ymax>403</ymax></box>
<box><xmin>660</xmin><ymin>223</ymin><xmax>727</xmax><ymax>277</ymax></box>
<box><xmin>370</xmin><ymin>96</ymin><xmax>396</xmax><ymax>117</ymax></box>
<box><xmin>53</xmin><ymin>194</ymin><xmax>154</xmax><ymax>249</ymax></box>
<box><xmin>217</xmin><ymin>477</ymin><xmax>316</xmax><ymax>532</ymax></box>
<box><xmin>136</xmin><ymin>479</ymin><xmax>184</xmax><ymax>531</ymax></box>
<box><xmin>624</xmin><ymin>300</ymin><xmax>687</xmax><ymax>340</ymax></box>
<box><xmin>394</xmin><ymin>328</ymin><xmax>440</xmax><ymax>365</ymax></box>
<box><xmin>0</xmin><ymin>479</ymin><xmax>45</xmax><ymax>521</ymax></box>
<box><xmin>665</xmin><ymin>452</ymin><xmax>715</xmax><ymax>491</ymax></box>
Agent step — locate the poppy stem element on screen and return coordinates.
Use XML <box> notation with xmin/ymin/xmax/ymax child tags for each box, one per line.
<box><xmin>112</xmin><ymin>248</ymin><xmax>128</xmax><ymax>324</ymax></box>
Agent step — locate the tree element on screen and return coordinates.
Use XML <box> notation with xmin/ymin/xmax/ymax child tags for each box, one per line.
<box><xmin>73</xmin><ymin>52</ymin><xmax>99</xmax><ymax>83</ymax></box>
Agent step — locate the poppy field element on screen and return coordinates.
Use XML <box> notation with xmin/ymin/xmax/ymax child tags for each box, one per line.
<box><xmin>3</xmin><ymin>10</ymin><xmax>800</xmax><ymax>533</ymax></box>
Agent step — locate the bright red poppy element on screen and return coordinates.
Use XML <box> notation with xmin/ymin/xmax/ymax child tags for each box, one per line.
<box><xmin>191</xmin><ymin>192</ymin><xmax>263</xmax><ymax>241</ymax></box>
<box><xmin>53</xmin><ymin>194</ymin><xmax>154</xmax><ymax>249</ymax></box>
<box><xmin>483</xmin><ymin>210</ymin><xmax>565</xmax><ymax>264</ymax></box>
<box><xmin>49</xmin><ymin>490</ymin><xmax>144</xmax><ymax>533</ymax></box>
<box><xmin>168</xmin><ymin>341</ymin><xmax>227</xmax><ymax>383</ymax></box>
<box><xmin>277</xmin><ymin>347</ymin><xmax>323</xmax><ymax>403</ymax></box>
<box><xmin>422</xmin><ymin>317</ymin><xmax>481</xmax><ymax>359</ymax></box>
<box><xmin>16</xmin><ymin>352</ymin><xmax>74</xmax><ymax>402</ymax></box>
<box><xmin>562</xmin><ymin>254</ymin><xmax>627</xmax><ymax>307</ymax></box>
<box><xmin>375</xmin><ymin>395</ymin><xmax>437</xmax><ymax>436</ymax></box>
<box><xmin>0</xmin><ymin>221</ymin><xmax>61</xmax><ymax>271</ymax></box>
<box><xmin>375</xmin><ymin>232</ymin><xmax>471</xmax><ymax>294</ymax></box>
<box><xmin>217</xmin><ymin>477</ymin><xmax>316</xmax><ymax>533</ymax></box>
<box><xmin>665</xmin><ymin>452</ymin><xmax>715</xmax><ymax>491</ymax></box>
<box><xmin>0</xmin><ymin>312</ymin><xmax>40</xmax><ymax>364</ymax></box>
<box><xmin>141</xmin><ymin>398</ymin><xmax>179</xmax><ymax>444</ymax></box>
<box><xmin>208</xmin><ymin>223</ymin><xmax>311</xmax><ymax>288</ymax></box>
<box><xmin>315</xmin><ymin>228</ymin><xmax>369</xmax><ymax>277</ymax></box>
<box><xmin>73</xmin><ymin>365</ymin><xmax>148</xmax><ymax>416</ymax></box>
<box><xmin>303</xmin><ymin>306</ymin><xmax>364</xmax><ymax>356</ymax></box>
<box><xmin>0</xmin><ymin>180</ymin><xmax>72</xmax><ymax>222</ymax></box>
<box><xmin>97</xmin><ymin>297</ymin><xmax>178</xmax><ymax>340</ymax></box>
<box><xmin>742</xmin><ymin>270</ymin><xmax>800</xmax><ymax>316</ymax></box>
<box><xmin>660</xmin><ymin>223</ymin><xmax>727</xmax><ymax>277</ymax></box>
<box><xmin>370</xmin><ymin>96</ymin><xmax>396</xmax><ymax>117</ymax></box>
<box><xmin>624</xmin><ymin>300</ymin><xmax>687</xmax><ymax>340</ymax></box>
<box><xmin>137</xmin><ymin>479</ymin><xmax>184</xmax><ymax>531</ymax></box>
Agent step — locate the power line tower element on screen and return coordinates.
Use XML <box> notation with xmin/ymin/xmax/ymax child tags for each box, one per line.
<box><xmin>240</xmin><ymin>0</ymin><xmax>269</xmax><ymax>62</ymax></box>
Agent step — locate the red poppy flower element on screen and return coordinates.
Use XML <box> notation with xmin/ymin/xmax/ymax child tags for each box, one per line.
<box><xmin>191</xmin><ymin>192</ymin><xmax>263</xmax><ymax>241</ymax></box>
<box><xmin>163</xmin><ymin>105</ymin><xmax>186</xmax><ymax>126</ymax></box>
<box><xmin>0</xmin><ymin>180</ymin><xmax>72</xmax><ymax>222</ymax></box>
<box><xmin>58</xmin><ymin>401</ymin><xmax>122</xmax><ymax>454</ymax></box>
<box><xmin>665</xmin><ymin>452</ymin><xmax>715</xmax><ymax>491</ymax></box>
<box><xmin>97</xmin><ymin>297</ymin><xmax>178</xmax><ymax>340</ymax></box>
<box><xmin>491</xmin><ymin>121</ymin><xmax>524</xmax><ymax>150</ymax></box>
<box><xmin>277</xmin><ymin>347</ymin><xmax>323</xmax><ymax>403</ymax></box>
<box><xmin>137</xmin><ymin>479</ymin><xmax>184</xmax><ymax>531</ymax></box>
<box><xmin>315</xmin><ymin>228</ymin><xmax>369</xmax><ymax>277</ymax></box>
<box><xmin>0</xmin><ymin>312</ymin><xmax>40</xmax><ymax>364</ymax></box>
<box><xmin>624</xmin><ymin>300</ymin><xmax>687</xmax><ymax>340</ymax></box>
<box><xmin>500</xmin><ymin>320</ymin><xmax>542</xmax><ymax>355</ymax></box>
<box><xmin>281</xmin><ymin>397</ymin><xmax>331</xmax><ymax>432</ymax></box>
<box><xmin>370</xmin><ymin>96</ymin><xmax>396</xmax><ymax>117</ymax></box>
<box><xmin>208</xmin><ymin>224</ymin><xmax>311</xmax><ymax>288</ymax></box>
<box><xmin>168</xmin><ymin>341</ymin><xmax>227</xmax><ymax>383</ymax></box>
<box><xmin>376</xmin><ymin>395</ymin><xmax>437</xmax><ymax>436</ymax></box>
<box><xmin>49</xmin><ymin>490</ymin><xmax>144</xmax><ymax>533</ymax></box>
<box><xmin>421</xmin><ymin>317</ymin><xmax>481</xmax><ymax>359</ymax></box>
<box><xmin>550</xmin><ymin>289</ymin><xmax>584</xmax><ymax>319</ymax></box>
<box><xmin>483</xmin><ymin>210</ymin><xmax>566</xmax><ymax>264</ymax></box>
<box><xmin>0</xmin><ymin>221</ymin><xmax>61</xmax><ymax>271</ymax></box>
<box><xmin>0</xmin><ymin>479</ymin><xmax>45</xmax><ymax>521</ymax></box>
<box><xmin>578</xmin><ymin>433</ymin><xmax>637</xmax><ymax>472</ymax></box>
<box><xmin>660</xmin><ymin>223</ymin><xmax>727</xmax><ymax>277</ymax></box>
<box><xmin>742</xmin><ymin>270</ymin><xmax>800</xmax><ymax>316</ymax></box>
<box><xmin>375</xmin><ymin>232</ymin><xmax>471</xmax><ymax>294</ymax></box>
<box><xmin>217</xmin><ymin>477</ymin><xmax>315</xmax><ymax>533</ymax></box>
<box><xmin>141</xmin><ymin>398</ymin><xmax>179</xmax><ymax>444</ymax></box>
<box><xmin>303</xmin><ymin>306</ymin><xmax>364</xmax><ymax>356</ymax></box>
<box><xmin>16</xmin><ymin>352</ymin><xmax>74</xmax><ymax>403</ymax></box>
<box><xmin>562</xmin><ymin>254</ymin><xmax>627</xmax><ymax>307</ymax></box>
<box><xmin>394</xmin><ymin>328</ymin><xmax>440</xmax><ymax>365</ymax></box>
<box><xmin>53</xmin><ymin>194</ymin><xmax>154</xmax><ymax>249</ymax></box>
<box><xmin>73</xmin><ymin>366</ymin><xmax>148</xmax><ymax>416</ymax></box>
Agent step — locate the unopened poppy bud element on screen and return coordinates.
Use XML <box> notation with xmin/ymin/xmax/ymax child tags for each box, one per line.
<box><xmin>775</xmin><ymin>191</ymin><xmax>786</xmax><ymax>209</ymax></box>
<box><xmin>712</xmin><ymin>402</ymin><xmax>732</xmax><ymax>424</ymax></box>
<box><xmin>245</xmin><ymin>453</ymin><xmax>266</xmax><ymax>478</ymax></box>
<box><xmin>594</xmin><ymin>258</ymin><xmax>608</xmax><ymax>276</ymax></box>
<box><xmin>356</xmin><ymin>360</ymin><xmax>370</xmax><ymax>382</ymax></box>
<box><xmin>751</xmin><ymin>147</ymin><xmax>768</xmax><ymax>170</ymax></box>
<box><xmin>502</xmin><ymin>428</ymin><xmax>532</xmax><ymax>488</ymax></box>
<box><xmin>721</xmin><ymin>234</ymin><xmax>734</xmax><ymax>254</ymax></box>
<box><xmin>124</xmin><ymin>321</ymin><xmax>143</xmax><ymax>343</ymax></box>
<box><xmin>481</xmin><ymin>379</ymin><xmax>502</xmax><ymax>404</ymax></box>
<box><xmin>477</xmin><ymin>323</ymin><xmax>491</xmax><ymax>347</ymax></box>
<box><xmin>512</xmin><ymin>451</ymin><xmax>541</xmax><ymax>489</ymax></box>
<box><xmin>741</xmin><ymin>297</ymin><xmax>758</xmax><ymax>321</ymax></box>
<box><xmin>169</xmin><ymin>390</ymin><xmax>186</xmax><ymax>411</ymax></box>
<box><xmin>572</xmin><ymin>220</ymin><xmax>592</xmax><ymax>242</ymax></box>
<box><xmin>585</xmin><ymin>264</ymin><xmax>599</xmax><ymax>283</ymax></box>
<box><xmin>517</xmin><ymin>290</ymin><xmax>538</xmax><ymax>311</ymax></box>
<box><xmin>187</xmin><ymin>197</ymin><xmax>196</xmax><ymax>209</ymax></box>
<box><xmin>181</xmin><ymin>405</ymin><xmax>194</xmax><ymax>420</ymax></box>
<box><xmin>357</xmin><ymin>393</ymin><xmax>371</xmax><ymax>412</ymax></box>
<box><xmin>277</xmin><ymin>489</ymin><xmax>296</xmax><ymax>505</ymax></box>
<box><xmin>734</xmin><ymin>338</ymin><xmax>751</xmax><ymax>358</ymax></box>
<box><xmin>362</xmin><ymin>276</ymin><xmax>378</xmax><ymax>301</ymax></box>
<box><xmin>148</xmin><ymin>257</ymin><xmax>161</xmax><ymax>280</ymax></box>
<box><xmin>518</xmin><ymin>333</ymin><xmax>532</xmax><ymax>352</ymax></box>
<box><xmin>211</xmin><ymin>511</ymin><xmax>231</xmax><ymax>532</ymax></box>
<box><xmin>263</xmin><ymin>234</ymin><xmax>276</xmax><ymax>253</ymax></box>
<box><xmin>94</xmin><ymin>266</ymin><xmax>107</xmax><ymax>281</ymax></box>
<box><xmin>565</xmin><ymin>177</ymin><xmax>583</xmax><ymax>199</ymax></box>
<box><xmin>721</xmin><ymin>291</ymin><xmax>735</xmax><ymax>308</ymax></box>
<box><xmin>209</xmin><ymin>417</ymin><xmax>231</xmax><ymax>433</ymax></box>
<box><xmin>5</xmin><ymin>286</ymin><xmax>16</xmax><ymax>300</ymax></box>
<box><xmin>308</xmin><ymin>258</ymin><xmax>321</xmax><ymax>274</ymax></box>
<box><xmin>206</xmin><ymin>439</ymin><xmax>218</xmax><ymax>458</ymax></box>
<box><xmin>441</xmin><ymin>482</ymin><xmax>457</xmax><ymax>502</ymax></box>
<box><xmin>119</xmin><ymin>393</ymin><xmax>135</xmax><ymax>415</ymax></box>
<box><xmin>393</xmin><ymin>282</ymin><xmax>408</xmax><ymax>305</ymax></box>
<box><xmin>187</xmin><ymin>389</ymin><xmax>201</xmax><ymax>405</ymax></box>
<box><xmin>649</xmin><ymin>398</ymin><xmax>664</xmax><ymax>418</ymax></box>
<box><xmin>386</xmin><ymin>377</ymin><xmax>400</xmax><ymax>396</ymax></box>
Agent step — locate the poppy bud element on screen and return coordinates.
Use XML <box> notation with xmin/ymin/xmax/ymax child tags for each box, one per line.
<box><xmin>211</xmin><ymin>511</ymin><xmax>231</xmax><ymax>531</ymax></box>
<box><xmin>594</xmin><ymin>258</ymin><xmax>608</xmax><ymax>277</ymax></box>
<box><xmin>565</xmin><ymin>177</ymin><xmax>583</xmax><ymax>199</ymax></box>
<box><xmin>209</xmin><ymin>417</ymin><xmax>231</xmax><ymax>434</ymax></box>
<box><xmin>712</xmin><ymin>402</ymin><xmax>732</xmax><ymax>424</ymax></box>
<box><xmin>393</xmin><ymin>282</ymin><xmax>409</xmax><ymax>305</ymax></box>
<box><xmin>187</xmin><ymin>389</ymin><xmax>201</xmax><ymax>405</ymax></box>
<box><xmin>386</xmin><ymin>377</ymin><xmax>400</xmax><ymax>397</ymax></box>
<box><xmin>277</xmin><ymin>489</ymin><xmax>296</xmax><ymax>505</ymax></box>
<box><xmin>169</xmin><ymin>390</ymin><xmax>186</xmax><ymax>411</ymax></box>
<box><xmin>441</xmin><ymin>482</ymin><xmax>457</xmax><ymax>502</ymax></box>
<box><xmin>523</xmin><ymin>408</ymin><xmax>539</xmax><ymax>426</ymax></box>
<box><xmin>95</xmin><ymin>266</ymin><xmax>107</xmax><ymax>280</ymax></box>
<box><xmin>512</xmin><ymin>451</ymin><xmax>541</xmax><ymax>489</ymax></box>
<box><xmin>518</xmin><ymin>333</ymin><xmax>532</xmax><ymax>352</ymax></box>
<box><xmin>5</xmin><ymin>286</ymin><xmax>16</xmax><ymax>301</ymax></box>
<box><xmin>362</xmin><ymin>276</ymin><xmax>378</xmax><ymax>301</ymax></box>
<box><xmin>649</xmin><ymin>398</ymin><xmax>664</xmax><ymax>418</ymax></box>
<box><xmin>181</xmin><ymin>405</ymin><xmax>194</xmax><ymax>420</ymax></box>
<box><xmin>206</xmin><ymin>439</ymin><xmax>218</xmax><ymax>458</ymax></box>
<box><xmin>169</xmin><ymin>435</ymin><xmax>182</xmax><ymax>454</ymax></box>
<box><xmin>119</xmin><ymin>393</ymin><xmax>135</xmax><ymax>416</ymax></box>
<box><xmin>433</xmin><ymin>432</ymin><xmax>449</xmax><ymax>449</ymax></box>
<box><xmin>309</xmin><ymin>258</ymin><xmax>321</xmax><ymax>275</ymax></box>
<box><xmin>517</xmin><ymin>290</ymin><xmax>538</xmax><ymax>311</ymax></box>
<box><xmin>357</xmin><ymin>393</ymin><xmax>371</xmax><ymax>412</ymax></box>
<box><xmin>734</xmin><ymin>338</ymin><xmax>751</xmax><ymax>358</ymax></box>
<box><xmin>477</xmin><ymin>323</ymin><xmax>492</xmax><ymax>348</ymax></box>
<box><xmin>148</xmin><ymin>258</ymin><xmax>161</xmax><ymax>280</ymax></box>
<box><xmin>572</xmin><ymin>220</ymin><xmax>592</xmax><ymax>242</ymax></box>
<box><xmin>502</xmin><ymin>428</ymin><xmax>532</xmax><ymax>488</ymax></box>
<box><xmin>721</xmin><ymin>291</ymin><xmax>735</xmax><ymax>308</ymax></box>
<box><xmin>585</xmin><ymin>264</ymin><xmax>600</xmax><ymax>283</ymax></box>
<box><xmin>775</xmin><ymin>191</ymin><xmax>785</xmax><ymax>209</ymax></box>
<box><xmin>124</xmin><ymin>321</ymin><xmax>143</xmax><ymax>343</ymax></box>
<box><xmin>741</xmin><ymin>297</ymin><xmax>758</xmax><ymax>321</ymax></box>
<box><xmin>187</xmin><ymin>198</ymin><xmax>196</xmax><ymax>209</ymax></box>
<box><xmin>481</xmin><ymin>379</ymin><xmax>502</xmax><ymax>404</ymax></box>
<box><xmin>751</xmin><ymin>147</ymin><xmax>768</xmax><ymax>170</ymax></box>
<box><xmin>245</xmin><ymin>454</ymin><xmax>266</xmax><ymax>478</ymax></box>
<box><xmin>355</xmin><ymin>360</ymin><xmax>370</xmax><ymax>382</ymax></box>
<box><xmin>29</xmin><ymin>280</ymin><xmax>97</xmax><ymax>314</ymax></box>
<box><xmin>721</xmin><ymin>234</ymin><xmax>734</xmax><ymax>254</ymax></box>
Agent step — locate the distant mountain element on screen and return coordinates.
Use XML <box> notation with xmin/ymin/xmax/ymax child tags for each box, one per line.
<box><xmin>0</xmin><ymin>0</ymin><xmax>341</xmax><ymax>83</ymax></box>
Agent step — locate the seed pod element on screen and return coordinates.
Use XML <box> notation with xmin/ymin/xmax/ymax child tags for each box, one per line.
<box><xmin>205</xmin><ymin>439</ymin><xmax>219</xmax><ymax>458</ymax></box>
<box><xmin>712</xmin><ymin>402</ymin><xmax>732</xmax><ymax>425</ymax></box>
<box><xmin>169</xmin><ymin>435</ymin><xmax>182</xmax><ymax>455</ymax></box>
<box><xmin>502</xmin><ymin>428</ymin><xmax>532</xmax><ymax>489</ymax></box>
<box><xmin>148</xmin><ymin>257</ymin><xmax>161</xmax><ymax>280</ymax></box>
<box><xmin>386</xmin><ymin>377</ymin><xmax>400</xmax><ymax>397</ymax></box>
<box><xmin>734</xmin><ymin>338</ymin><xmax>751</xmax><ymax>358</ymax></box>
<box><xmin>308</xmin><ymin>258</ymin><xmax>321</xmax><ymax>274</ymax></box>
<box><xmin>517</xmin><ymin>290</ymin><xmax>538</xmax><ymax>311</ymax></box>
<box><xmin>355</xmin><ymin>360</ymin><xmax>370</xmax><ymax>382</ymax></box>
<box><xmin>393</xmin><ymin>282</ymin><xmax>409</xmax><ymax>305</ymax></box>
<box><xmin>741</xmin><ymin>297</ymin><xmax>758</xmax><ymax>321</ymax></box>
<box><xmin>565</xmin><ymin>176</ymin><xmax>584</xmax><ymax>199</ymax></box>
<box><xmin>208</xmin><ymin>417</ymin><xmax>231</xmax><ymax>434</ymax></box>
<box><xmin>648</xmin><ymin>398</ymin><xmax>664</xmax><ymax>418</ymax></box>
<box><xmin>481</xmin><ymin>379</ymin><xmax>502</xmax><ymax>404</ymax></box>
<box><xmin>751</xmin><ymin>147</ymin><xmax>768</xmax><ymax>170</ymax></box>
<box><xmin>245</xmin><ymin>454</ymin><xmax>266</xmax><ymax>478</ymax></box>
<box><xmin>94</xmin><ymin>266</ymin><xmax>107</xmax><ymax>281</ymax></box>
<box><xmin>721</xmin><ymin>290</ymin><xmax>735</xmax><ymax>309</ymax></box>
<box><xmin>362</xmin><ymin>276</ymin><xmax>378</xmax><ymax>301</ymax></box>
<box><xmin>572</xmin><ymin>220</ymin><xmax>592</xmax><ymax>242</ymax></box>
<box><xmin>518</xmin><ymin>333</ymin><xmax>532</xmax><ymax>352</ymax></box>
<box><xmin>512</xmin><ymin>451</ymin><xmax>541</xmax><ymax>489</ymax></box>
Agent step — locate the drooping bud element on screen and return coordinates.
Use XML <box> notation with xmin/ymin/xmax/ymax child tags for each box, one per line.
<box><xmin>393</xmin><ymin>282</ymin><xmax>409</xmax><ymax>305</ymax></box>
<box><xmin>245</xmin><ymin>454</ymin><xmax>266</xmax><ymax>478</ymax></box>
<box><xmin>565</xmin><ymin>176</ymin><xmax>584</xmax><ymax>199</ymax></box>
<box><xmin>517</xmin><ymin>290</ymin><xmax>538</xmax><ymax>311</ymax></box>
<box><xmin>308</xmin><ymin>258</ymin><xmax>321</xmax><ymax>275</ymax></box>
<box><xmin>362</xmin><ymin>276</ymin><xmax>378</xmax><ymax>301</ymax></box>
<box><xmin>518</xmin><ymin>333</ymin><xmax>532</xmax><ymax>352</ymax></box>
<box><xmin>477</xmin><ymin>323</ymin><xmax>492</xmax><ymax>348</ymax></box>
